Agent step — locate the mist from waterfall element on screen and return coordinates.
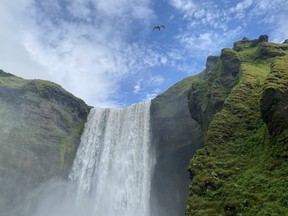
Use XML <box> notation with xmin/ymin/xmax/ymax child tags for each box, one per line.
<box><xmin>20</xmin><ymin>102</ymin><xmax>154</xmax><ymax>216</ymax></box>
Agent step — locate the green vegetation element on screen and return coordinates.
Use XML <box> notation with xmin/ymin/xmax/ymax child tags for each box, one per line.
<box><xmin>0</xmin><ymin>73</ymin><xmax>90</xmax><ymax>179</ymax></box>
<box><xmin>188</xmin><ymin>48</ymin><xmax>240</xmax><ymax>132</ymax></box>
<box><xmin>264</xmin><ymin>55</ymin><xmax>288</xmax><ymax>92</ymax></box>
<box><xmin>0</xmin><ymin>71</ymin><xmax>27</xmax><ymax>88</ymax></box>
<box><xmin>186</xmin><ymin>36</ymin><xmax>288</xmax><ymax>215</ymax></box>
<box><xmin>0</xmin><ymin>70</ymin><xmax>90</xmax><ymax>213</ymax></box>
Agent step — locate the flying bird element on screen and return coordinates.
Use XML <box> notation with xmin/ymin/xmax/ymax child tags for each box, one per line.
<box><xmin>153</xmin><ymin>25</ymin><xmax>165</xmax><ymax>31</ymax></box>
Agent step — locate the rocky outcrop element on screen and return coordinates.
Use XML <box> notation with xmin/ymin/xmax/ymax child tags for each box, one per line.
<box><xmin>258</xmin><ymin>42</ymin><xmax>287</xmax><ymax>58</ymax></box>
<box><xmin>233</xmin><ymin>35</ymin><xmax>269</xmax><ymax>51</ymax></box>
<box><xmin>0</xmin><ymin>70</ymin><xmax>90</xmax><ymax>215</ymax></box>
<box><xmin>260</xmin><ymin>56</ymin><xmax>288</xmax><ymax>157</ymax></box>
<box><xmin>221</xmin><ymin>48</ymin><xmax>241</xmax><ymax>77</ymax></box>
<box><xmin>186</xmin><ymin>36</ymin><xmax>288</xmax><ymax>215</ymax></box>
<box><xmin>188</xmin><ymin>49</ymin><xmax>239</xmax><ymax>132</ymax></box>
<box><xmin>206</xmin><ymin>56</ymin><xmax>220</xmax><ymax>71</ymax></box>
<box><xmin>150</xmin><ymin>76</ymin><xmax>204</xmax><ymax>216</ymax></box>
<box><xmin>258</xmin><ymin>34</ymin><xmax>269</xmax><ymax>43</ymax></box>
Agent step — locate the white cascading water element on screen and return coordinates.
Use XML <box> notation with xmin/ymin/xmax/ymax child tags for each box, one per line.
<box><xmin>68</xmin><ymin>102</ymin><xmax>153</xmax><ymax>216</ymax></box>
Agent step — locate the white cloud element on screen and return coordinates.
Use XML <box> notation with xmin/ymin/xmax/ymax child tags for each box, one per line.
<box><xmin>229</xmin><ymin>0</ymin><xmax>254</xmax><ymax>13</ymax></box>
<box><xmin>169</xmin><ymin>0</ymin><xmax>198</xmax><ymax>18</ymax></box>
<box><xmin>0</xmin><ymin>1</ymin><xmax>48</xmax><ymax>79</ymax></box>
<box><xmin>133</xmin><ymin>75</ymin><xmax>164</xmax><ymax>96</ymax></box>
<box><xmin>271</xmin><ymin>16</ymin><xmax>288</xmax><ymax>43</ymax></box>
<box><xmin>176</xmin><ymin>26</ymin><xmax>243</xmax><ymax>55</ymax></box>
<box><xmin>2</xmin><ymin>0</ymin><xmax>288</xmax><ymax>108</ymax></box>
<box><xmin>0</xmin><ymin>0</ymin><xmax>158</xmax><ymax>107</ymax></box>
<box><xmin>169</xmin><ymin>0</ymin><xmax>287</xmax><ymax>65</ymax></box>
<box><xmin>148</xmin><ymin>75</ymin><xmax>165</xmax><ymax>86</ymax></box>
<box><xmin>143</xmin><ymin>88</ymin><xmax>162</xmax><ymax>101</ymax></box>
<box><xmin>133</xmin><ymin>80</ymin><xmax>143</xmax><ymax>94</ymax></box>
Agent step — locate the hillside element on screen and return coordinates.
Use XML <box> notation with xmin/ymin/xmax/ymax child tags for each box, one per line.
<box><xmin>186</xmin><ymin>36</ymin><xmax>288</xmax><ymax>215</ymax></box>
<box><xmin>0</xmin><ymin>71</ymin><xmax>90</xmax><ymax>215</ymax></box>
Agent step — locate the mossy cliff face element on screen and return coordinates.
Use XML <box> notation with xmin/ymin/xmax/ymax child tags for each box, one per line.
<box><xmin>150</xmin><ymin>76</ymin><xmax>204</xmax><ymax>216</ymax></box>
<box><xmin>186</xmin><ymin>36</ymin><xmax>288</xmax><ymax>215</ymax></box>
<box><xmin>260</xmin><ymin>55</ymin><xmax>288</xmax><ymax>161</ymax></box>
<box><xmin>188</xmin><ymin>48</ymin><xmax>240</xmax><ymax>132</ymax></box>
<box><xmin>0</xmin><ymin>70</ymin><xmax>90</xmax><ymax>215</ymax></box>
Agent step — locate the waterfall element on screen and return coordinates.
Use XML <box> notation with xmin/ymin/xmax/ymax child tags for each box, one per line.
<box><xmin>68</xmin><ymin>102</ymin><xmax>153</xmax><ymax>216</ymax></box>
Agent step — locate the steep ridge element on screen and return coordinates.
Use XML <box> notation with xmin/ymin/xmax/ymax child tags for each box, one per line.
<box><xmin>186</xmin><ymin>36</ymin><xmax>288</xmax><ymax>215</ymax></box>
<box><xmin>150</xmin><ymin>76</ymin><xmax>204</xmax><ymax>216</ymax></box>
<box><xmin>0</xmin><ymin>70</ymin><xmax>90</xmax><ymax>215</ymax></box>
<box><xmin>261</xmin><ymin>55</ymin><xmax>288</xmax><ymax>158</ymax></box>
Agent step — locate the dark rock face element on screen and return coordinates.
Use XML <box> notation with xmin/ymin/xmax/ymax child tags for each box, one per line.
<box><xmin>206</xmin><ymin>56</ymin><xmax>220</xmax><ymax>71</ymax></box>
<box><xmin>199</xmin><ymin>56</ymin><xmax>220</xmax><ymax>80</ymax></box>
<box><xmin>150</xmin><ymin>76</ymin><xmax>204</xmax><ymax>216</ymax></box>
<box><xmin>261</xmin><ymin>88</ymin><xmax>288</xmax><ymax>135</ymax></box>
<box><xmin>233</xmin><ymin>35</ymin><xmax>270</xmax><ymax>51</ymax></box>
<box><xmin>0</xmin><ymin>70</ymin><xmax>90</xmax><ymax>215</ymax></box>
<box><xmin>258</xmin><ymin>34</ymin><xmax>269</xmax><ymax>43</ymax></box>
<box><xmin>0</xmin><ymin>69</ymin><xmax>14</xmax><ymax>77</ymax></box>
<box><xmin>188</xmin><ymin>50</ymin><xmax>239</xmax><ymax>132</ymax></box>
<box><xmin>258</xmin><ymin>42</ymin><xmax>286</xmax><ymax>58</ymax></box>
<box><xmin>260</xmin><ymin>56</ymin><xmax>288</xmax><ymax>157</ymax></box>
<box><xmin>221</xmin><ymin>48</ymin><xmax>241</xmax><ymax>77</ymax></box>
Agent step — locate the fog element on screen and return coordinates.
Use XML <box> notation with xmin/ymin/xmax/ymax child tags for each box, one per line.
<box><xmin>0</xmin><ymin>98</ymin><xmax>199</xmax><ymax>216</ymax></box>
<box><xmin>13</xmin><ymin>103</ymin><xmax>154</xmax><ymax>216</ymax></box>
<box><xmin>15</xmin><ymin>180</ymin><xmax>93</xmax><ymax>216</ymax></box>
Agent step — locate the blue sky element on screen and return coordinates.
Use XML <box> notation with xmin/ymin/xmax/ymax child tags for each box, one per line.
<box><xmin>0</xmin><ymin>0</ymin><xmax>288</xmax><ymax>107</ymax></box>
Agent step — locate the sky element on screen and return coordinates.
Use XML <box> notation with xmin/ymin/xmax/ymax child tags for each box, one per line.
<box><xmin>0</xmin><ymin>0</ymin><xmax>288</xmax><ymax>107</ymax></box>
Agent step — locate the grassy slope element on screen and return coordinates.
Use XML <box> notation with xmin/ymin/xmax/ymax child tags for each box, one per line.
<box><xmin>186</xmin><ymin>39</ymin><xmax>288</xmax><ymax>215</ymax></box>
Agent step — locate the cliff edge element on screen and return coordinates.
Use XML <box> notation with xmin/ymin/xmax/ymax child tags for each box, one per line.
<box><xmin>186</xmin><ymin>36</ymin><xmax>288</xmax><ymax>215</ymax></box>
<box><xmin>0</xmin><ymin>70</ymin><xmax>90</xmax><ymax>215</ymax></box>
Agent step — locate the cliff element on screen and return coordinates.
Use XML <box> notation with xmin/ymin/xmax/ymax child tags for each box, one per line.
<box><xmin>0</xmin><ymin>70</ymin><xmax>90</xmax><ymax>215</ymax></box>
<box><xmin>1</xmin><ymin>35</ymin><xmax>287</xmax><ymax>216</ymax></box>
<box><xmin>186</xmin><ymin>36</ymin><xmax>288</xmax><ymax>215</ymax></box>
<box><xmin>150</xmin><ymin>76</ymin><xmax>204</xmax><ymax>216</ymax></box>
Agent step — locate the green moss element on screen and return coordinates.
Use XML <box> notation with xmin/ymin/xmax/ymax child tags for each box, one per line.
<box><xmin>260</xmin><ymin>55</ymin><xmax>288</xmax><ymax>141</ymax></box>
<box><xmin>186</xmin><ymin>39</ymin><xmax>288</xmax><ymax>215</ymax></box>
<box><xmin>264</xmin><ymin>56</ymin><xmax>288</xmax><ymax>92</ymax></box>
<box><xmin>0</xmin><ymin>75</ymin><xmax>27</xmax><ymax>88</ymax></box>
<box><xmin>0</xmin><ymin>70</ymin><xmax>90</xmax><ymax>213</ymax></box>
<box><xmin>58</xmin><ymin>124</ymin><xmax>84</xmax><ymax>173</ymax></box>
<box><xmin>237</xmin><ymin>47</ymin><xmax>258</xmax><ymax>62</ymax></box>
<box><xmin>188</xmin><ymin>50</ymin><xmax>240</xmax><ymax>132</ymax></box>
<box><xmin>258</xmin><ymin>42</ymin><xmax>287</xmax><ymax>59</ymax></box>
